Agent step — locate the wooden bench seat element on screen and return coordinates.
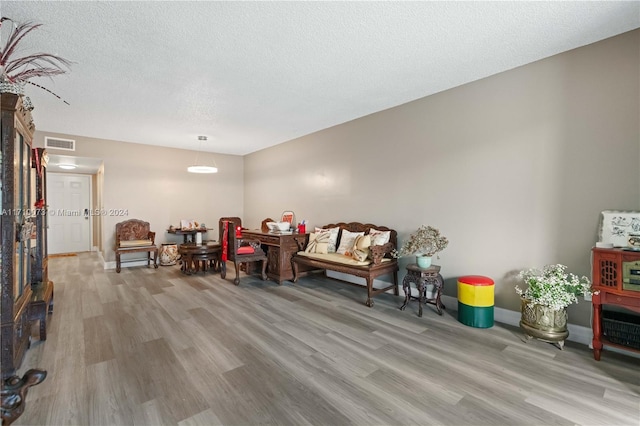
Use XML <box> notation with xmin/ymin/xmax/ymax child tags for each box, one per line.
<box><xmin>115</xmin><ymin>219</ymin><xmax>159</xmax><ymax>273</ymax></box>
<box><xmin>292</xmin><ymin>222</ymin><xmax>399</xmax><ymax>307</ymax></box>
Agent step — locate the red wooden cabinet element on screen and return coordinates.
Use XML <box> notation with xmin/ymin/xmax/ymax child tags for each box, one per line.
<box><xmin>591</xmin><ymin>247</ymin><xmax>640</xmax><ymax>360</ymax></box>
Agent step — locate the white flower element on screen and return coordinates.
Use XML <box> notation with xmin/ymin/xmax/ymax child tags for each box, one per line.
<box><xmin>516</xmin><ymin>264</ymin><xmax>592</xmax><ymax>311</ymax></box>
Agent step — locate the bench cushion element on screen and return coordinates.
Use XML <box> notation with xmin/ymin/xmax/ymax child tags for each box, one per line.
<box><xmin>297</xmin><ymin>251</ymin><xmax>371</xmax><ymax>266</ymax></box>
<box><xmin>296</xmin><ymin>251</ymin><xmax>392</xmax><ymax>267</ymax></box>
<box><xmin>119</xmin><ymin>239</ymin><xmax>153</xmax><ymax>248</ymax></box>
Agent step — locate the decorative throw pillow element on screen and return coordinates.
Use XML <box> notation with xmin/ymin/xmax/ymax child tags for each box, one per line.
<box><xmin>355</xmin><ymin>234</ymin><xmax>371</xmax><ymax>250</ymax></box>
<box><xmin>369</xmin><ymin>228</ymin><xmax>391</xmax><ymax>246</ymax></box>
<box><xmin>336</xmin><ymin>230</ymin><xmax>364</xmax><ymax>255</ymax></box>
<box><xmin>351</xmin><ymin>234</ymin><xmax>371</xmax><ymax>261</ymax></box>
<box><xmin>315</xmin><ymin>241</ymin><xmax>329</xmax><ymax>254</ymax></box>
<box><xmin>315</xmin><ymin>226</ymin><xmax>340</xmax><ymax>253</ymax></box>
<box><xmin>305</xmin><ymin>232</ymin><xmax>330</xmax><ymax>254</ymax></box>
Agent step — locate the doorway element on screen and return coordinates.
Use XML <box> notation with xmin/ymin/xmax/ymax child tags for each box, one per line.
<box><xmin>47</xmin><ymin>173</ymin><xmax>92</xmax><ymax>254</ymax></box>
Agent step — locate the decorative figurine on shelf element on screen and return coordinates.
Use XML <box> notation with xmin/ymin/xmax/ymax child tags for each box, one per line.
<box><xmin>180</xmin><ymin>219</ymin><xmax>197</xmax><ymax>230</ymax></box>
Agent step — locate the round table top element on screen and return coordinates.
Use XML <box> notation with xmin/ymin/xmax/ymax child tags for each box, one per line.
<box><xmin>178</xmin><ymin>241</ymin><xmax>221</xmax><ymax>254</ymax></box>
<box><xmin>406</xmin><ymin>263</ymin><xmax>440</xmax><ymax>273</ymax></box>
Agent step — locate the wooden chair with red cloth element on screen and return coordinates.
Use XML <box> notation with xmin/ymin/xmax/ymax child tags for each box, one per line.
<box><xmin>219</xmin><ymin>217</ymin><xmax>268</xmax><ymax>285</ymax></box>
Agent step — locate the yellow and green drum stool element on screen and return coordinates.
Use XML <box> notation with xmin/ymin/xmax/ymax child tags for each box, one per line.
<box><xmin>457</xmin><ymin>275</ymin><xmax>494</xmax><ymax>328</ymax></box>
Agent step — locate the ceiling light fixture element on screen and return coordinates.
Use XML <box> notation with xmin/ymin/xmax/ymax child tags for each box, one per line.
<box><xmin>187</xmin><ymin>136</ymin><xmax>218</xmax><ymax>174</ymax></box>
<box><xmin>58</xmin><ymin>163</ymin><xmax>77</xmax><ymax>170</ymax></box>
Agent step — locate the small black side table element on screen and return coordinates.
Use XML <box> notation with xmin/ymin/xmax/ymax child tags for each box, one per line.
<box><xmin>400</xmin><ymin>263</ymin><xmax>445</xmax><ymax>317</ymax></box>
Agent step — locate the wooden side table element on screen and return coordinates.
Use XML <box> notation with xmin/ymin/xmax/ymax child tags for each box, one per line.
<box><xmin>400</xmin><ymin>263</ymin><xmax>445</xmax><ymax>317</ymax></box>
<box><xmin>178</xmin><ymin>242</ymin><xmax>221</xmax><ymax>275</ymax></box>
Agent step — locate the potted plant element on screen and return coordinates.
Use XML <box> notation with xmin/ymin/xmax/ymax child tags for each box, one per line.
<box><xmin>516</xmin><ymin>264</ymin><xmax>593</xmax><ymax>349</ymax></box>
<box><xmin>395</xmin><ymin>225</ymin><xmax>448</xmax><ymax>268</ymax></box>
<box><xmin>0</xmin><ymin>17</ymin><xmax>72</xmax><ymax>106</ymax></box>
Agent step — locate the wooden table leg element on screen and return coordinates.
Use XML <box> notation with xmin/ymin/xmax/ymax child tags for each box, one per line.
<box><xmin>417</xmin><ymin>280</ymin><xmax>425</xmax><ymax>318</ymax></box>
<box><xmin>592</xmin><ymin>294</ymin><xmax>603</xmax><ymax>361</ymax></box>
<box><xmin>400</xmin><ymin>275</ymin><xmax>411</xmax><ymax>311</ymax></box>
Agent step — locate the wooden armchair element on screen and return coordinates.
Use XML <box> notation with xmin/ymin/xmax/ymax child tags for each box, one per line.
<box><xmin>115</xmin><ymin>219</ymin><xmax>159</xmax><ymax>273</ymax></box>
<box><xmin>219</xmin><ymin>217</ymin><xmax>267</xmax><ymax>285</ymax></box>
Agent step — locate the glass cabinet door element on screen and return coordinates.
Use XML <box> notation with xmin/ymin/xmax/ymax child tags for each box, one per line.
<box><xmin>42</xmin><ymin>170</ymin><xmax>47</xmax><ymax>259</ymax></box>
<box><xmin>0</xmin><ymin>138</ymin><xmax>2</xmax><ymax>277</ymax></box>
<box><xmin>14</xmin><ymin>133</ymin><xmax>22</xmax><ymax>300</ymax></box>
<box><xmin>13</xmin><ymin>132</ymin><xmax>31</xmax><ymax>300</ymax></box>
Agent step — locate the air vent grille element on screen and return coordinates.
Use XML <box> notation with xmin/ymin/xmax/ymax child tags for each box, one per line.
<box><xmin>45</xmin><ymin>137</ymin><xmax>75</xmax><ymax>151</ymax></box>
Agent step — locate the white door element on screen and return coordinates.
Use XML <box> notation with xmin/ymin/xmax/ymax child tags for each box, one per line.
<box><xmin>47</xmin><ymin>173</ymin><xmax>92</xmax><ymax>254</ymax></box>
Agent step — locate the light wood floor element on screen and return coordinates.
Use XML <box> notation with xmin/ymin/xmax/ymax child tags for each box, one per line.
<box><xmin>15</xmin><ymin>253</ymin><xmax>640</xmax><ymax>425</ymax></box>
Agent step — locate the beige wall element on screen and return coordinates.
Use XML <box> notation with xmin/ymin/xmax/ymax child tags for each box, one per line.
<box><xmin>32</xmin><ymin>132</ymin><xmax>245</xmax><ymax>263</ymax></box>
<box><xmin>244</xmin><ymin>30</ymin><xmax>640</xmax><ymax>327</ymax></box>
<box><xmin>29</xmin><ymin>30</ymin><xmax>639</xmax><ymax>328</ymax></box>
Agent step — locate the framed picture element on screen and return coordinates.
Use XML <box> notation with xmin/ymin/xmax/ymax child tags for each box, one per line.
<box><xmin>280</xmin><ymin>211</ymin><xmax>295</xmax><ymax>225</ymax></box>
<box><xmin>598</xmin><ymin>210</ymin><xmax>640</xmax><ymax>247</ymax></box>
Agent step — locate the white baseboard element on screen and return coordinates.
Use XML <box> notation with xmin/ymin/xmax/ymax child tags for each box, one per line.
<box><xmin>96</xmin><ymin>250</ymin><xmax>105</xmax><ymax>266</ymax></box>
<box><xmin>91</xmin><ymin>246</ymin><xmax>99</xmax><ymax>252</ymax></box>
<box><xmin>327</xmin><ymin>271</ymin><xmax>593</xmax><ymax>346</ymax></box>
<box><xmin>325</xmin><ymin>270</ymin><xmax>594</xmax><ymax>347</ymax></box>
<box><xmin>441</xmin><ymin>295</ymin><xmax>593</xmax><ymax>347</ymax></box>
<box><xmin>95</xmin><ymin>264</ymin><xmax>639</xmax><ymax>358</ymax></box>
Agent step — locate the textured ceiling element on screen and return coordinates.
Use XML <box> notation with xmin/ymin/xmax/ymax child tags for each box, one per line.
<box><xmin>3</xmin><ymin>1</ymin><xmax>639</xmax><ymax>156</ymax></box>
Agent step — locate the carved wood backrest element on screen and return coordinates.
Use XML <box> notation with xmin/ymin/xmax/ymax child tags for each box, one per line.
<box><xmin>322</xmin><ymin>222</ymin><xmax>397</xmax><ymax>251</ymax></box>
<box><xmin>261</xmin><ymin>218</ymin><xmax>275</xmax><ymax>233</ymax></box>
<box><xmin>218</xmin><ymin>217</ymin><xmax>265</xmax><ymax>260</ymax></box>
<box><xmin>219</xmin><ymin>217</ymin><xmax>242</xmax><ymax>245</ymax></box>
<box><xmin>115</xmin><ymin>219</ymin><xmax>154</xmax><ymax>247</ymax></box>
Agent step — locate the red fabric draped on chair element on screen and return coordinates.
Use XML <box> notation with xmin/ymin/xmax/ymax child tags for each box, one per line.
<box><xmin>218</xmin><ymin>217</ymin><xmax>267</xmax><ymax>285</ymax></box>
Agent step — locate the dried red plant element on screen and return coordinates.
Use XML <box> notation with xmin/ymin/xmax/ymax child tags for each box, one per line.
<box><xmin>1</xmin><ymin>17</ymin><xmax>71</xmax><ymax>102</ymax></box>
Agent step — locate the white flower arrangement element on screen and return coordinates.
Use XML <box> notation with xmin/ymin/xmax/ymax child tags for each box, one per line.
<box><xmin>516</xmin><ymin>264</ymin><xmax>593</xmax><ymax>311</ymax></box>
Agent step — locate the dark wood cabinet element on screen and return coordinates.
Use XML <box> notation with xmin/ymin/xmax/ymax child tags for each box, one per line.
<box><xmin>31</xmin><ymin>148</ymin><xmax>48</xmax><ymax>284</ymax></box>
<box><xmin>591</xmin><ymin>247</ymin><xmax>640</xmax><ymax>360</ymax></box>
<box><xmin>1</xmin><ymin>94</ymin><xmax>35</xmax><ymax>379</ymax></box>
<box><xmin>242</xmin><ymin>230</ymin><xmax>309</xmax><ymax>284</ymax></box>
<box><xmin>28</xmin><ymin>148</ymin><xmax>53</xmax><ymax>341</ymax></box>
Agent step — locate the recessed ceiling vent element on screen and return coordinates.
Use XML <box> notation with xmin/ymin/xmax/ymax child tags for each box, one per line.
<box><xmin>44</xmin><ymin>136</ymin><xmax>75</xmax><ymax>151</ymax></box>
